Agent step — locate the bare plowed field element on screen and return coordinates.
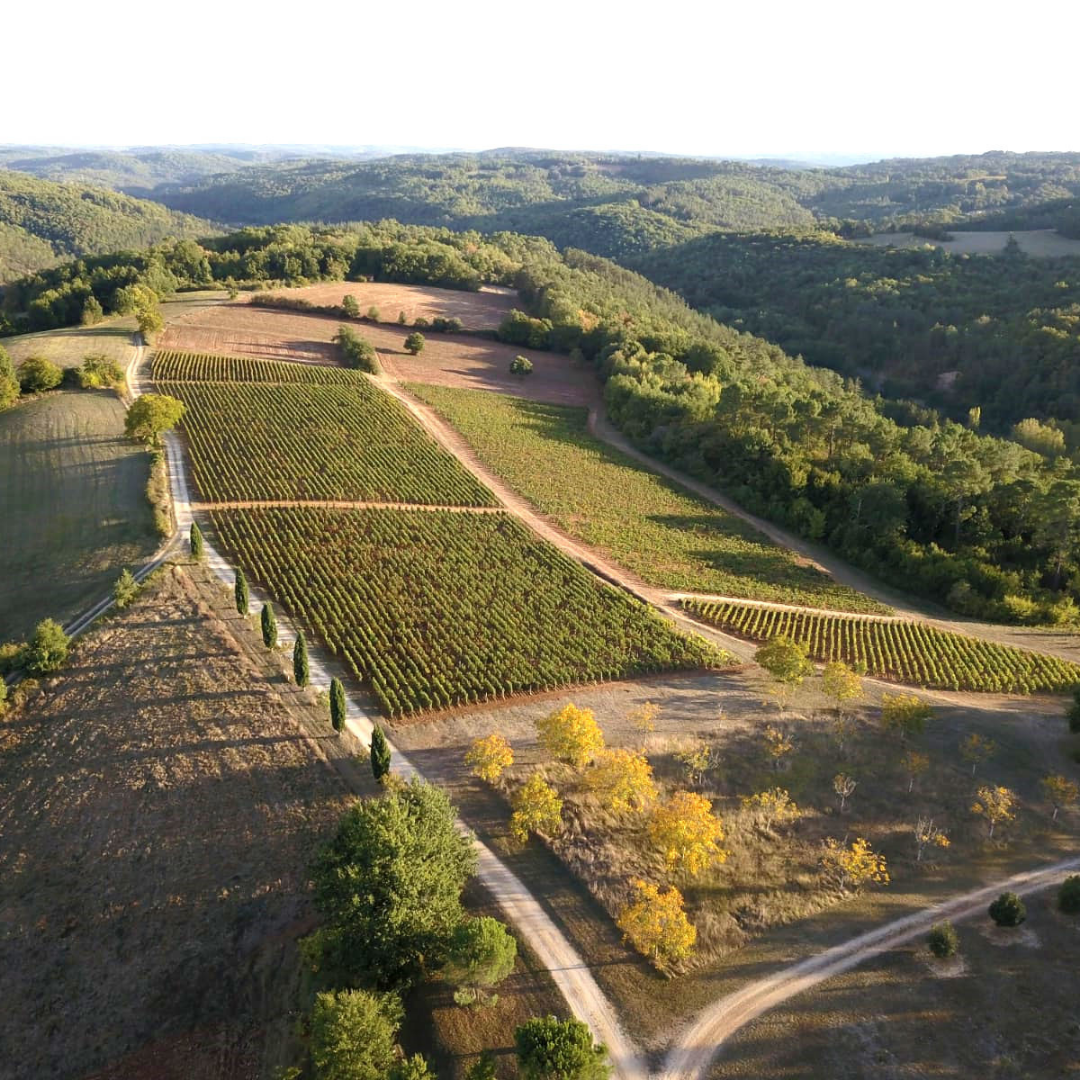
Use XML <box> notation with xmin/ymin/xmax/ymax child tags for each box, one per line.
<box><xmin>0</xmin><ymin>566</ymin><xmax>353</xmax><ymax>1080</ymax></box>
<box><xmin>271</xmin><ymin>282</ymin><xmax>518</xmax><ymax>330</ymax></box>
<box><xmin>160</xmin><ymin>302</ymin><xmax>596</xmax><ymax>405</ymax></box>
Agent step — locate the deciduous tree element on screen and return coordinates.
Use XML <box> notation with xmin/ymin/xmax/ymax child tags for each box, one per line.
<box><xmin>741</xmin><ymin>787</ymin><xmax>800</xmax><ymax>834</ymax></box>
<box><xmin>913</xmin><ymin>816</ymin><xmax>950</xmax><ymax>862</ymax></box>
<box><xmin>900</xmin><ymin>749</ymin><xmax>930</xmax><ymax>793</ymax></box>
<box><xmin>833</xmin><ymin>772</ymin><xmax>857</xmax><ymax>813</ymax></box>
<box><xmin>755</xmin><ymin>636</ymin><xmax>813</xmax><ymax>713</ymax></box>
<box><xmin>821</xmin><ymin>836</ymin><xmax>889</xmax><ymax>892</ymax></box>
<box><xmin>309</xmin><ymin>989</ymin><xmax>402</xmax><ymax>1080</ymax></box>
<box><xmin>762</xmin><ymin>724</ymin><xmax>795</xmax><ymax>770</ymax></box>
<box><xmin>586</xmin><ymin>748</ymin><xmax>657</xmax><ymax>814</ymax></box>
<box><xmin>342</xmin><ymin>294</ymin><xmax>361</xmax><ymax>318</ymax></box>
<box><xmin>1041</xmin><ymin>774</ymin><xmax>1078</xmax><ymax>821</ymax></box>
<box><xmin>18</xmin><ymin>356</ymin><xmax>63</xmax><ymax>393</ymax></box>
<box><xmin>124</xmin><ymin>393</ymin><xmax>184</xmax><ymax>447</ymax></box>
<box><xmin>616</xmin><ymin>879</ymin><xmax>696</xmax><ymax>967</ymax></box>
<box><xmin>465</xmin><ymin>733</ymin><xmax>514</xmax><ymax>783</ymax></box>
<box><xmin>535</xmin><ymin>703</ymin><xmax>605</xmax><ymax>767</ymax></box>
<box><xmin>971</xmin><ymin>785</ymin><xmax>1016</xmax><ymax>837</ymax></box>
<box><xmin>822</xmin><ymin>660</ymin><xmax>862</xmax><ymax>718</ymax></box>
<box><xmin>510</xmin><ymin>774</ymin><xmax>563</xmax><ymax>843</ymax></box>
<box><xmin>880</xmin><ymin>693</ymin><xmax>933</xmax><ymax>739</ymax></box>
<box><xmin>649</xmin><ymin>790</ymin><xmax>728</xmax><ymax>876</ymax></box>
<box><xmin>629</xmin><ymin>700</ymin><xmax>659</xmax><ymax>734</ymax></box>
<box><xmin>404</xmin><ymin>332</ymin><xmax>426</xmax><ymax>355</ymax></box>
<box><xmin>0</xmin><ymin>346</ymin><xmax>19</xmax><ymax>409</ymax></box>
<box><xmin>674</xmin><ymin>742</ymin><xmax>713</xmax><ymax>788</ymax></box>
<box><xmin>960</xmin><ymin>732</ymin><xmax>996</xmax><ymax>776</ymax></box>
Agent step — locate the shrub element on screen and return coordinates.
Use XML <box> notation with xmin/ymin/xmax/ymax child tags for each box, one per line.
<box><xmin>309</xmin><ymin>988</ymin><xmax>402</xmax><ymax>1080</ymax></box>
<box><xmin>389</xmin><ymin>1055</ymin><xmax>435</xmax><ymax>1080</ymax></box>
<box><xmin>510</xmin><ymin>355</ymin><xmax>534</xmax><ymax>375</ymax></box>
<box><xmin>413</xmin><ymin>316</ymin><xmax>430</xmax><ymax>329</ymax></box>
<box><xmin>465</xmin><ymin>1052</ymin><xmax>497</xmax><ymax>1080</ymax></box>
<box><xmin>988</xmin><ymin>891</ymin><xmax>1026</xmax><ymax>927</ymax></box>
<box><xmin>261</xmin><ymin>602</ymin><xmax>277</xmax><ymax>648</ymax></box>
<box><xmin>342</xmin><ymin>294</ymin><xmax>361</xmax><ymax>318</ymax></box>
<box><xmin>76</xmin><ymin>354</ymin><xmax>125</xmax><ymax>390</ymax></box>
<box><xmin>366</xmin><ymin>306</ymin><xmax>380</xmax><ymax>321</ymax></box>
<box><xmin>333</xmin><ymin>325</ymin><xmax>380</xmax><ymax>374</ymax></box>
<box><xmin>0</xmin><ymin>640</ymin><xmax>26</xmax><ymax>676</ymax></box>
<box><xmin>1059</xmin><ymin>875</ymin><xmax>1080</xmax><ymax>914</ymax></box>
<box><xmin>113</xmin><ymin>568</ymin><xmax>139</xmax><ymax>609</ymax></box>
<box><xmin>444</xmin><ymin>915</ymin><xmax>517</xmax><ymax>1007</ymax></box>
<box><xmin>398</xmin><ymin>310</ymin><xmax>408</xmax><ymax>325</ymax></box>
<box><xmin>18</xmin><ymin>356</ymin><xmax>63</xmax><ymax>394</ymax></box>
<box><xmin>190</xmin><ymin>521</ymin><xmax>204</xmax><ymax>560</ymax></box>
<box><xmin>23</xmin><ymin>619</ymin><xmax>69</xmax><ymax>676</ymax></box>
<box><xmin>431</xmin><ymin>316</ymin><xmax>463</xmax><ymax>333</ymax></box>
<box><xmin>404</xmin><ymin>332</ymin><xmax>426</xmax><ymax>355</ymax></box>
<box><xmin>928</xmin><ymin>921</ymin><xmax>959</xmax><ymax>958</ymax></box>
<box><xmin>330</xmin><ymin>676</ymin><xmax>347</xmax><ymax>733</ymax></box>
<box><xmin>514</xmin><ymin>1015</ymin><xmax>609</xmax><ymax>1080</ymax></box>
<box><xmin>370</xmin><ymin>723</ymin><xmax>392</xmax><ymax>781</ymax></box>
<box><xmin>293</xmin><ymin>631</ymin><xmax>310</xmax><ymax>687</ymax></box>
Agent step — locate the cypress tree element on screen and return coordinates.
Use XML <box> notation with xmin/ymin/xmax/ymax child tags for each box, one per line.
<box><xmin>261</xmin><ymin>602</ymin><xmax>277</xmax><ymax>649</ymax></box>
<box><xmin>293</xmin><ymin>631</ymin><xmax>310</xmax><ymax>688</ymax></box>
<box><xmin>370</xmin><ymin>724</ymin><xmax>392</xmax><ymax>782</ymax></box>
<box><xmin>234</xmin><ymin>568</ymin><xmax>249</xmax><ymax>615</ymax></box>
<box><xmin>330</xmin><ymin>677</ymin><xmax>346</xmax><ymax>733</ymax></box>
<box><xmin>190</xmin><ymin>521</ymin><xmax>204</xmax><ymax>560</ymax></box>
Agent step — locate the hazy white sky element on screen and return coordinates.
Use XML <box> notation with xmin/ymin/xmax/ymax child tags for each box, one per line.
<box><xmin>6</xmin><ymin>0</ymin><xmax>1077</xmax><ymax>158</ymax></box>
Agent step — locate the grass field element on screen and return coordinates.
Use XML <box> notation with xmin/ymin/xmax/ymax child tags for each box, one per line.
<box><xmin>683</xmin><ymin>598</ymin><xmax>1080</xmax><ymax>693</ymax></box>
<box><xmin>0</xmin><ymin>389</ymin><xmax>157</xmax><ymax>641</ymax></box>
<box><xmin>858</xmin><ymin>229</ymin><xmax>1080</xmax><ymax>257</ymax></box>
<box><xmin>713</xmin><ymin>888</ymin><xmax>1080</xmax><ymax>1078</ymax></box>
<box><xmin>3</xmin><ymin>320</ymin><xmax>137</xmax><ymax>370</ymax></box>
<box><xmin>157</xmin><ymin>352</ymin><xmax>497</xmax><ymax>506</ymax></box>
<box><xmin>212</xmin><ymin>505</ymin><xmax>725</xmax><ymax>717</ymax></box>
<box><xmin>407</xmin><ymin>385</ymin><xmax>887</xmax><ymax>613</ymax></box>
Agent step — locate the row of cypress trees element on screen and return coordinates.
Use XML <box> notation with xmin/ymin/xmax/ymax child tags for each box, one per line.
<box><xmin>191</xmin><ymin>521</ymin><xmax>392</xmax><ymax>783</ymax></box>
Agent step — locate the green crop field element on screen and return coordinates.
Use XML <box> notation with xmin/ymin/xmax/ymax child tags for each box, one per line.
<box><xmin>683</xmin><ymin>597</ymin><xmax>1080</xmax><ymax>693</ymax></box>
<box><xmin>0</xmin><ymin>390</ymin><xmax>157</xmax><ymax>641</ymax></box>
<box><xmin>407</xmin><ymin>385</ymin><xmax>887</xmax><ymax>614</ymax></box>
<box><xmin>213</xmin><ymin>506</ymin><xmax>726</xmax><ymax>717</ymax></box>
<box><xmin>156</xmin><ymin>351</ymin><xmax>497</xmax><ymax>506</ymax></box>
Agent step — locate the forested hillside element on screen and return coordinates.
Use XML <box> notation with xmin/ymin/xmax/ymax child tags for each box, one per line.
<box><xmin>0</xmin><ymin>171</ymin><xmax>217</xmax><ymax>281</ymax></box>
<box><xmin>7</xmin><ymin>221</ymin><xmax>1080</xmax><ymax>626</ymax></box>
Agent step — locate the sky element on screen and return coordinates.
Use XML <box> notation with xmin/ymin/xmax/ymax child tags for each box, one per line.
<box><xmin>6</xmin><ymin>0</ymin><xmax>1078</xmax><ymax>160</ymax></box>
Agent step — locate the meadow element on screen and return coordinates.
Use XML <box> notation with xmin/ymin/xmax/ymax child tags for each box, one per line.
<box><xmin>407</xmin><ymin>385</ymin><xmax>888</xmax><ymax>613</ymax></box>
<box><xmin>0</xmin><ymin>389</ymin><xmax>157</xmax><ymax>640</ymax></box>
<box><xmin>212</xmin><ymin>505</ymin><xmax>726</xmax><ymax>717</ymax></box>
<box><xmin>156</xmin><ymin>351</ymin><xmax>497</xmax><ymax>506</ymax></box>
<box><xmin>683</xmin><ymin>598</ymin><xmax>1080</xmax><ymax>694</ymax></box>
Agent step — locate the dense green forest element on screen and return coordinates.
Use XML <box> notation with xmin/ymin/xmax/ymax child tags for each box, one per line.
<box><xmin>0</xmin><ymin>171</ymin><xmax>216</xmax><ymax>282</ymax></box>
<box><xmin>7</xmin><ymin>220</ymin><xmax>1080</xmax><ymax>625</ymax></box>
<box><xmin>633</xmin><ymin>230</ymin><xmax>1080</xmax><ymax>432</ymax></box>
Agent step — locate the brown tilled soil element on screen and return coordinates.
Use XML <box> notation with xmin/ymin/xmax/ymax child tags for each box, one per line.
<box><xmin>159</xmin><ymin>302</ymin><xmax>597</xmax><ymax>406</ymax></box>
<box><xmin>0</xmin><ymin>565</ymin><xmax>358</xmax><ymax>1080</ymax></box>
<box><xmin>271</xmin><ymin>282</ymin><xmax>519</xmax><ymax>331</ymax></box>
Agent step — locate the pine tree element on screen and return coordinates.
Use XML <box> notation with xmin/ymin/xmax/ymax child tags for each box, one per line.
<box><xmin>330</xmin><ymin>677</ymin><xmax>346</xmax><ymax>733</ymax></box>
<box><xmin>234</xmin><ymin>568</ymin><xmax>249</xmax><ymax>615</ymax></box>
<box><xmin>370</xmin><ymin>724</ymin><xmax>391</xmax><ymax>781</ymax></box>
<box><xmin>190</xmin><ymin>521</ymin><xmax>204</xmax><ymax>560</ymax></box>
<box><xmin>261</xmin><ymin>602</ymin><xmax>277</xmax><ymax>649</ymax></box>
<box><xmin>293</xmin><ymin>631</ymin><xmax>310</xmax><ymax>688</ymax></box>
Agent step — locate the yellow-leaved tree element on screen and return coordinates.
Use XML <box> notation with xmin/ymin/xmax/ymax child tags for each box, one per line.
<box><xmin>616</xmin><ymin>879</ymin><xmax>696</xmax><ymax>968</ymax></box>
<box><xmin>821</xmin><ymin>836</ymin><xmax>889</xmax><ymax>893</ymax></box>
<box><xmin>586</xmin><ymin>748</ymin><xmax>657</xmax><ymax>814</ymax></box>
<box><xmin>741</xmin><ymin>787</ymin><xmax>800</xmax><ymax>834</ymax></box>
<box><xmin>629</xmin><ymin>700</ymin><xmax>660</xmax><ymax>735</ymax></box>
<box><xmin>900</xmin><ymin>749</ymin><xmax>930</xmax><ymax>794</ymax></box>
<box><xmin>971</xmin><ymin>785</ymin><xmax>1016</xmax><ymax>837</ymax></box>
<box><xmin>960</xmin><ymin>733</ymin><xmax>997</xmax><ymax>777</ymax></box>
<box><xmin>510</xmin><ymin>774</ymin><xmax>564</xmax><ymax>844</ymax></box>
<box><xmin>822</xmin><ymin>660</ymin><xmax>863</xmax><ymax>718</ymax></box>
<box><xmin>762</xmin><ymin>724</ymin><xmax>795</xmax><ymax>770</ymax></box>
<box><xmin>465</xmin><ymin>733</ymin><xmax>514</xmax><ymax>784</ymax></box>
<box><xmin>1041</xmin><ymin>774</ymin><xmax>1080</xmax><ymax>821</ymax></box>
<box><xmin>535</xmin><ymin>703</ymin><xmax>605</xmax><ymax>768</ymax></box>
<box><xmin>649</xmin><ymin>791</ymin><xmax>728</xmax><ymax>876</ymax></box>
<box><xmin>880</xmin><ymin>693</ymin><xmax>933</xmax><ymax>740</ymax></box>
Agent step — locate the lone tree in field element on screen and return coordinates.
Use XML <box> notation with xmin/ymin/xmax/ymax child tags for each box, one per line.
<box><xmin>914</xmin><ymin>816</ymin><xmax>950</xmax><ymax>862</ymax></box>
<box><xmin>136</xmin><ymin>304</ymin><xmax>164</xmax><ymax>343</ymax></box>
<box><xmin>510</xmin><ymin>354</ymin><xmax>534</xmax><ymax>375</ymax></box>
<box><xmin>880</xmin><ymin>693</ymin><xmax>933</xmax><ymax>740</ymax></box>
<box><xmin>741</xmin><ymin>787</ymin><xmax>800</xmax><ymax>834</ymax></box>
<box><xmin>404</xmin><ymin>331</ymin><xmax>425</xmax><ymax>355</ymax></box>
<box><xmin>514</xmin><ymin>1015</ymin><xmax>610</xmax><ymax>1080</ymax></box>
<box><xmin>988</xmin><ymin>891</ymin><xmax>1026</xmax><ymax>927</ymax></box>
<box><xmin>762</xmin><ymin>724</ymin><xmax>795</xmax><ymax>771</ymax></box>
<box><xmin>971</xmin><ymin>785</ymin><xmax>1017</xmax><ymax>838</ymax></box>
<box><xmin>444</xmin><ymin>915</ymin><xmax>518</xmax><ymax>1007</ymax></box>
<box><xmin>465</xmin><ymin>733</ymin><xmax>514</xmax><ymax>783</ymax></box>
<box><xmin>1041</xmin><ymin>773</ymin><xmax>1079</xmax><ymax>821</ymax></box>
<box><xmin>510</xmin><ymin>774</ymin><xmax>563</xmax><ymax>843</ymax></box>
<box><xmin>900</xmin><ymin>749</ymin><xmax>930</xmax><ymax>794</ymax></box>
<box><xmin>833</xmin><ymin>772</ymin><xmax>857</xmax><ymax>813</ymax></box>
<box><xmin>190</xmin><ymin>521</ymin><xmax>204</xmax><ymax>560</ymax></box>
<box><xmin>310</xmin><ymin>988</ymin><xmax>402</xmax><ymax>1080</ymax></box>
<box><xmin>960</xmin><ymin>732</ymin><xmax>997</xmax><ymax>776</ymax></box>
<box><xmin>342</xmin><ymin>294</ymin><xmax>361</xmax><ymax>318</ymax></box>
<box><xmin>24</xmin><ymin>618</ymin><xmax>69</xmax><ymax>676</ymax></box>
<box><xmin>822</xmin><ymin>660</ymin><xmax>862</xmax><ymax>719</ymax></box>
<box><xmin>293</xmin><ymin>630</ymin><xmax>310</xmax><ymax>687</ymax></box>
<box><xmin>587</xmin><ymin>748</ymin><xmax>657</xmax><ymax>814</ymax></box>
<box><xmin>649</xmin><ymin>790</ymin><xmax>727</xmax><ymax>876</ymax></box>
<box><xmin>261</xmin><ymin>602</ymin><xmax>277</xmax><ymax>648</ymax></box>
<box><xmin>616</xmin><ymin>879</ymin><xmax>696</xmax><ymax>968</ymax></box>
<box><xmin>125</xmin><ymin>393</ymin><xmax>185</xmax><ymax>447</ymax></box>
<box><xmin>397</xmin><ymin>310</ymin><xmax>408</xmax><ymax>325</ymax></box>
<box><xmin>821</xmin><ymin>836</ymin><xmax>889</xmax><ymax>893</ymax></box>
<box><xmin>310</xmin><ymin>779</ymin><xmax>476</xmax><ymax>987</ymax></box>
<box><xmin>234</xmin><ymin>568</ymin><xmax>249</xmax><ymax>616</ymax></box>
<box><xmin>113</xmin><ymin>568</ymin><xmax>138</xmax><ymax>610</ymax></box>
<box><xmin>330</xmin><ymin>677</ymin><xmax>347</xmax><ymax>733</ymax></box>
<box><xmin>755</xmin><ymin>636</ymin><xmax>813</xmax><ymax>714</ymax></box>
<box><xmin>370</xmin><ymin>724</ymin><xmax>392</xmax><ymax>782</ymax></box>
<box><xmin>535</xmin><ymin>703</ymin><xmax>605</xmax><ymax>767</ymax></box>
<box><xmin>629</xmin><ymin>700</ymin><xmax>659</xmax><ymax>734</ymax></box>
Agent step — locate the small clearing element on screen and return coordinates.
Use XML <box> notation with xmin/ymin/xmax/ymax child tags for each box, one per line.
<box><xmin>856</xmin><ymin>229</ymin><xmax>1080</xmax><ymax>258</ymax></box>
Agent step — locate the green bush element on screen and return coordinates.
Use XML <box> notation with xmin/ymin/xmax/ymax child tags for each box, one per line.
<box><xmin>445</xmin><ymin>915</ymin><xmax>517</xmax><ymax>1007</ymax></box>
<box><xmin>77</xmin><ymin>354</ymin><xmax>125</xmax><ymax>390</ymax></box>
<box><xmin>927</xmin><ymin>921</ymin><xmax>959</xmax><ymax>958</ymax></box>
<box><xmin>18</xmin><ymin>356</ymin><xmax>63</xmax><ymax>394</ymax></box>
<box><xmin>988</xmin><ymin>891</ymin><xmax>1026</xmax><ymax>927</ymax></box>
<box><xmin>342</xmin><ymin>294</ymin><xmax>361</xmax><ymax>318</ymax></box>
<box><xmin>190</xmin><ymin>521</ymin><xmax>204</xmax><ymax>560</ymax></box>
<box><xmin>114</xmin><ymin>568</ymin><xmax>139</xmax><ymax>609</ymax></box>
<box><xmin>309</xmin><ymin>989</ymin><xmax>402</xmax><ymax>1080</ymax></box>
<box><xmin>0</xmin><ymin>640</ymin><xmax>26</xmax><ymax>676</ymax></box>
<box><xmin>370</xmin><ymin>723</ymin><xmax>392</xmax><ymax>781</ymax></box>
<box><xmin>333</xmin><ymin>325</ymin><xmax>380</xmax><ymax>374</ymax></box>
<box><xmin>293</xmin><ymin>631</ymin><xmax>310</xmax><ymax>688</ymax></box>
<box><xmin>404</xmin><ymin>332</ymin><xmax>426</xmax><ymax>355</ymax></box>
<box><xmin>514</xmin><ymin>1015</ymin><xmax>610</xmax><ymax>1080</ymax></box>
<box><xmin>510</xmin><ymin>355</ymin><xmax>534</xmax><ymax>375</ymax></box>
<box><xmin>389</xmin><ymin>1055</ymin><xmax>435</xmax><ymax>1080</ymax></box>
<box><xmin>431</xmin><ymin>316</ymin><xmax>463</xmax><ymax>333</ymax></box>
<box><xmin>23</xmin><ymin>618</ymin><xmax>69</xmax><ymax>676</ymax></box>
<box><xmin>1059</xmin><ymin>875</ymin><xmax>1080</xmax><ymax>914</ymax></box>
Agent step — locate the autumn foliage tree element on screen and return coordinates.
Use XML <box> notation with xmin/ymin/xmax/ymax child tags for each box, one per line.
<box><xmin>535</xmin><ymin>703</ymin><xmax>605</xmax><ymax>768</ymax></box>
<box><xmin>960</xmin><ymin>732</ymin><xmax>997</xmax><ymax>776</ymax></box>
<box><xmin>741</xmin><ymin>788</ymin><xmax>800</xmax><ymax>834</ymax></box>
<box><xmin>1041</xmin><ymin>774</ymin><xmax>1079</xmax><ymax>820</ymax></box>
<box><xmin>880</xmin><ymin>693</ymin><xmax>933</xmax><ymax>739</ymax></box>
<box><xmin>510</xmin><ymin>774</ymin><xmax>563</xmax><ymax>843</ymax></box>
<box><xmin>465</xmin><ymin>733</ymin><xmax>514</xmax><ymax>783</ymax></box>
<box><xmin>755</xmin><ymin>636</ymin><xmax>813</xmax><ymax>713</ymax></box>
<box><xmin>821</xmin><ymin>836</ymin><xmax>889</xmax><ymax>893</ymax></box>
<box><xmin>913</xmin><ymin>817</ymin><xmax>950</xmax><ymax>862</ymax></box>
<box><xmin>762</xmin><ymin>724</ymin><xmax>795</xmax><ymax>770</ymax></box>
<box><xmin>971</xmin><ymin>785</ymin><xmax>1017</xmax><ymax>837</ymax></box>
<box><xmin>586</xmin><ymin>748</ymin><xmax>657</xmax><ymax>814</ymax></box>
<box><xmin>649</xmin><ymin>791</ymin><xmax>727</xmax><ymax>876</ymax></box>
<box><xmin>900</xmin><ymin>749</ymin><xmax>930</xmax><ymax>793</ymax></box>
<box><xmin>616</xmin><ymin>879</ymin><xmax>696</xmax><ymax>967</ymax></box>
<box><xmin>822</xmin><ymin>660</ymin><xmax>862</xmax><ymax>717</ymax></box>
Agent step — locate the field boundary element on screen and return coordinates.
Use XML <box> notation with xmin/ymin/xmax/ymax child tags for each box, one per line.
<box><xmin>195</xmin><ymin>499</ymin><xmax>506</xmax><ymax>515</ymax></box>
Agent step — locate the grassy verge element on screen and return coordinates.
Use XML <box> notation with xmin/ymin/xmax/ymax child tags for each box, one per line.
<box><xmin>406</xmin><ymin>385</ymin><xmax>887</xmax><ymax>614</ymax></box>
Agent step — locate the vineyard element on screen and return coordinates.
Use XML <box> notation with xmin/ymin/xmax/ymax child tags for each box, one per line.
<box><xmin>682</xmin><ymin>598</ymin><xmax>1080</xmax><ymax>693</ymax></box>
<box><xmin>155</xmin><ymin>351</ymin><xmax>497</xmax><ymax>506</ymax></box>
<box><xmin>213</xmin><ymin>506</ymin><xmax>727</xmax><ymax>717</ymax></box>
<box><xmin>408</xmin><ymin>384</ymin><xmax>889</xmax><ymax>613</ymax></box>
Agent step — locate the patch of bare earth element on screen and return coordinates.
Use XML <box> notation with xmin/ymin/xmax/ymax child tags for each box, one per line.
<box><xmin>0</xmin><ymin>565</ymin><xmax>355</xmax><ymax>1080</ymax></box>
<box><xmin>159</xmin><ymin>302</ymin><xmax>598</xmax><ymax>406</ymax></box>
<box><xmin>272</xmin><ymin>282</ymin><xmax>519</xmax><ymax>331</ymax></box>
